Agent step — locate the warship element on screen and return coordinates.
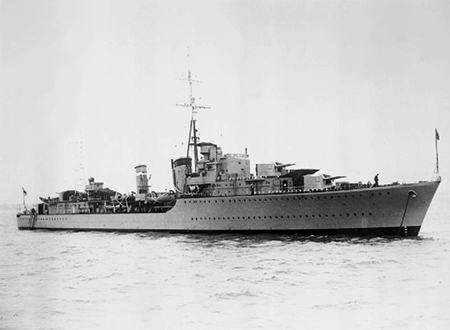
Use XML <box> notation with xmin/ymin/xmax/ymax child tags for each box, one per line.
<box><xmin>16</xmin><ymin>70</ymin><xmax>441</xmax><ymax>236</ymax></box>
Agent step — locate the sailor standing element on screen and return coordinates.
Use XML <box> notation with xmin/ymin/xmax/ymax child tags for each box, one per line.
<box><xmin>374</xmin><ymin>174</ymin><xmax>379</xmax><ymax>187</ymax></box>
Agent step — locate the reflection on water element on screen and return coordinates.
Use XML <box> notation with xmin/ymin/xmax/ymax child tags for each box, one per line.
<box><xmin>137</xmin><ymin>230</ymin><xmax>432</xmax><ymax>246</ymax></box>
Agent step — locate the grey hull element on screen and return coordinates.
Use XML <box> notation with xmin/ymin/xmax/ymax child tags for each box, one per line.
<box><xmin>17</xmin><ymin>181</ymin><xmax>440</xmax><ymax>236</ymax></box>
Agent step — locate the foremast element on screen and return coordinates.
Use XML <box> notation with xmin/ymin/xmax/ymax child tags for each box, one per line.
<box><xmin>176</xmin><ymin>68</ymin><xmax>210</xmax><ymax>173</ymax></box>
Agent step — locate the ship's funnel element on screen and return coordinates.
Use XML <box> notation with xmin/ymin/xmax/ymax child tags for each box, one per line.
<box><xmin>135</xmin><ymin>164</ymin><xmax>149</xmax><ymax>194</ymax></box>
<box><xmin>172</xmin><ymin>157</ymin><xmax>192</xmax><ymax>193</ymax></box>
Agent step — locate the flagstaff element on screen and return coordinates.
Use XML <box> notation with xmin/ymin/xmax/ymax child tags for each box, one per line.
<box><xmin>22</xmin><ymin>187</ymin><xmax>27</xmax><ymax>210</ymax></box>
<box><xmin>435</xmin><ymin>128</ymin><xmax>440</xmax><ymax>180</ymax></box>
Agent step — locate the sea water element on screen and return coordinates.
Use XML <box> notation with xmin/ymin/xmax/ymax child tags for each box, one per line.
<box><xmin>1</xmin><ymin>191</ymin><xmax>449</xmax><ymax>330</ymax></box>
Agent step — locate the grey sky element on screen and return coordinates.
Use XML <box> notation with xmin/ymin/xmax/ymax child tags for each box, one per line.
<box><xmin>1</xmin><ymin>0</ymin><xmax>449</xmax><ymax>204</ymax></box>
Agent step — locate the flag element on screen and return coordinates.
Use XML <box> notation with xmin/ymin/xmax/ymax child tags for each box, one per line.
<box><xmin>22</xmin><ymin>188</ymin><xmax>27</xmax><ymax>196</ymax></box>
<box><xmin>435</xmin><ymin>129</ymin><xmax>440</xmax><ymax>141</ymax></box>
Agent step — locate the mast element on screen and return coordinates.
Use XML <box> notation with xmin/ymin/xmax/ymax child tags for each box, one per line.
<box><xmin>69</xmin><ymin>134</ymin><xmax>86</xmax><ymax>192</ymax></box>
<box><xmin>176</xmin><ymin>56</ymin><xmax>210</xmax><ymax>172</ymax></box>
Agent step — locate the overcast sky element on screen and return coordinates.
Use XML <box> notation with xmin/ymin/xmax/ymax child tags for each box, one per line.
<box><xmin>1</xmin><ymin>0</ymin><xmax>449</xmax><ymax>205</ymax></box>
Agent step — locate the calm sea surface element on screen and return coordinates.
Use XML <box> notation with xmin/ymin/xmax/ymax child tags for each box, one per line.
<box><xmin>1</xmin><ymin>191</ymin><xmax>450</xmax><ymax>330</ymax></box>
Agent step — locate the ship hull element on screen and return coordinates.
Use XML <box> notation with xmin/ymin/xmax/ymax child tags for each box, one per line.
<box><xmin>17</xmin><ymin>181</ymin><xmax>440</xmax><ymax>236</ymax></box>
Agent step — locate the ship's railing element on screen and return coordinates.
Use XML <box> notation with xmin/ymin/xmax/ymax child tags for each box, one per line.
<box><xmin>180</xmin><ymin>181</ymin><xmax>412</xmax><ymax>198</ymax></box>
<box><xmin>251</xmin><ymin>182</ymin><xmax>405</xmax><ymax>195</ymax></box>
<box><xmin>224</xmin><ymin>153</ymin><xmax>249</xmax><ymax>159</ymax></box>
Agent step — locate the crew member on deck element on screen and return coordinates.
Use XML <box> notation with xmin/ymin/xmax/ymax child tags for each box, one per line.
<box><xmin>374</xmin><ymin>174</ymin><xmax>379</xmax><ymax>187</ymax></box>
<box><xmin>250</xmin><ymin>184</ymin><xmax>255</xmax><ymax>195</ymax></box>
